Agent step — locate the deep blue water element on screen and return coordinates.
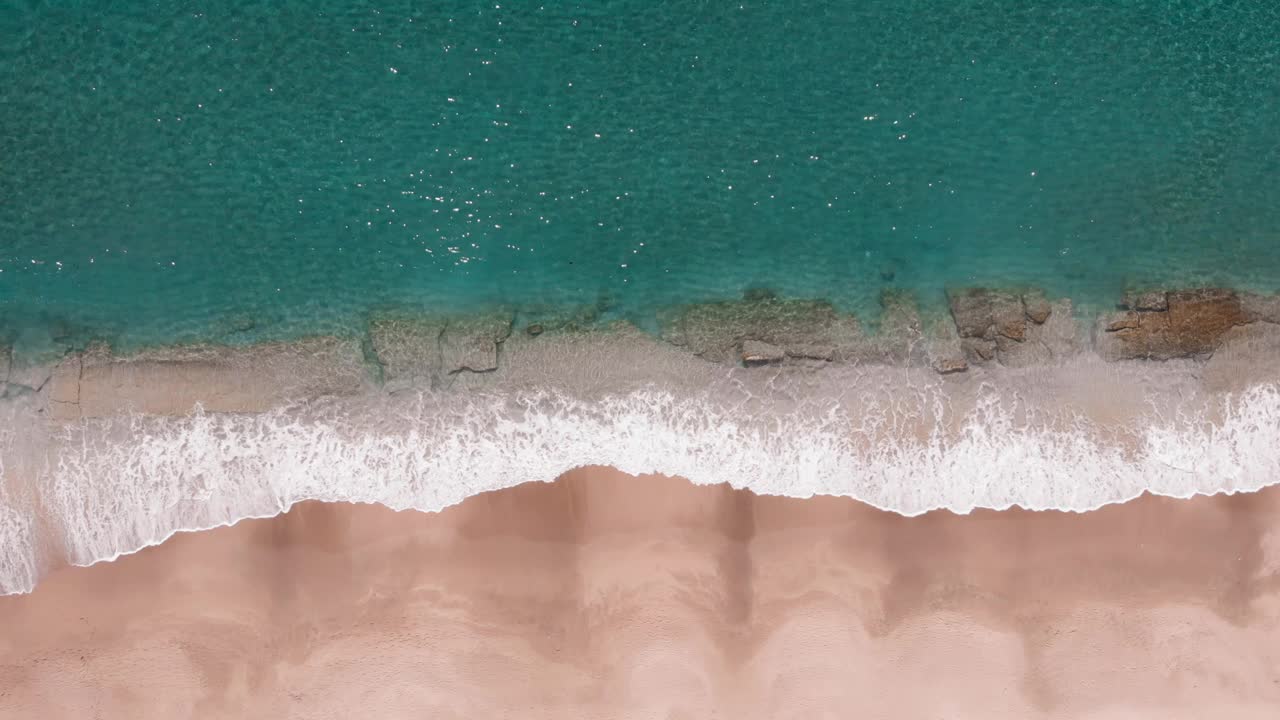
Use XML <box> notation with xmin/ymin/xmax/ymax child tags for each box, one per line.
<box><xmin>2</xmin><ymin>1</ymin><xmax>1279</xmax><ymax>355</ymax></box>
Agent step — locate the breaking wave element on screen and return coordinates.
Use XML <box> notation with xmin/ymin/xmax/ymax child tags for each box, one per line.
<box><xmin>2</xmin><ymin>382</ymin><xmax>1279</xmax><ymax>595</ymax></box>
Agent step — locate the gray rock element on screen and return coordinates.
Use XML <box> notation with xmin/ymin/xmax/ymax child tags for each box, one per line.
<box><xmin>517</xmin><ymin>303</ymin><xmax>602</xmax><ymax>334</ymax></box>
<box><xmin>5</xmin><ymin>362</ymin><xmax>52</xmax><ymax>393</ymax></box>
<box><xmin>1203</xmin><ymin>323</ymin><xmax>1280</xmax><ymax>393</ymax></box>
<box><xmin>785</xmin><ymin>344</ymin><xmax>836</xmax><ymax>362</ymax></box>
<box><xmin>1242</xmin><ymin>292</ymin><xmax>1280</xmax><ymax>324</ymax></box>
<box><xmin>49</xmin><ymin>337</ymin><xmax>368</xmax><ymax>419</ymax></box>
<box><xmin>368</xmin><ymin>316</ymin><xmax>447</xmax><ymax>384</ymax></box>
<box><xmin>995</xmin><ymin>333</ymin><xmax>1053</xmax><ymax>368</ymax></box>
<box><xmin>947</xmin><ymin>288</ymin><xmax>1027</xmax><ymax>343</ymax></box>
<box><xmin>741</xmin><ymin>339</ymin><xmax>786</xmax><ymax>366</ymax></box>
<box><xmin>369</xmin><ymin>310</ymin><xmax>514</xmax><ymax>383</ymax></box>
<box><xmin>659</xmin><ymin>297</ymin><xmax>862</xmax><ymax>365</ymax></box>
<box><xmin>440</xmin><ymin>311</ymin><xmax>513</xmax><ymax>374</ymax></box>
<box><xmin>1021</xmin><ymin>290</ymin><xmax>1052</xmax><ymax>324</ymax></box>
<box><xmin>925</xmin><ymin>318</ymin><xmax>968</xmax><ymax>374</ymax></box>
<box><xmin>875</xmin><ymin>290</ymin><xmax>925</xmax><ymax>364</ymax></box>
<box><xmin>999</xmin><ymin>298</ymin><xmax>1079</xmax><ymax>367</ymax></box>
<box><xmin>961</xmin><ymin>337</ymin><xmax>997</xmax><ymax>362</ymax></box>
<box><xmin>47</xmin><ymin>355</ymin><xmax>82</xmax><ymax>419</ymax></box>
<box><xmin>0</xmin><ymin>345</ymin><xmax>9</xmax><ymax>387</ymax></box>
<box><xmin>1122</xmin><ymin>290</ymin><xmax>1169</xmax><ymax>312</ymax></box>
<box><xmin>1038</xmin><ymin>299</ymin><xmax>1081</xmax><ymax>359</ymax></box>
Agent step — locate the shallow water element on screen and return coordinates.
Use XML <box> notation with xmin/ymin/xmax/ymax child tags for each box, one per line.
<box><xmin>3</xmin><ymin>1</ymin><xmax>1280</xmax><ymax>354</ymax></box>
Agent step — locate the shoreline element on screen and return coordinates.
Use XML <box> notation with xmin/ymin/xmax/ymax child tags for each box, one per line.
<box><xmin>3</xmin><ymin>467</ymin><xmax>1279</xmax><ymax>718</ymax></box>
<box><xmin>1</xmin><ymin>286</ymin><xmax>1279</xmax><ymax>595</ymax></box>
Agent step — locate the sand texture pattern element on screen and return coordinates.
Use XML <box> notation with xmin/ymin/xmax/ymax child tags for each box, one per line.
<box><xmin>2</xmin><ymin>467</ymin><xmax>1279</xmax><ymax>719</ymax></box>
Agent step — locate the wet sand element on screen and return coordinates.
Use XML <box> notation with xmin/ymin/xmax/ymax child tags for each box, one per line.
<box><xmin>2</xmin><ymin>466</ymin><xmax>1278</xmax><ymax>718</ymax></box>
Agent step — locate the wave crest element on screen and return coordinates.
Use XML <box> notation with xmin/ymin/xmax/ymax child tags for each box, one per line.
<box><xmin>0</xmin><ymin>381</ymin><xmax>1272</xmax><ymax>594</ymax></box>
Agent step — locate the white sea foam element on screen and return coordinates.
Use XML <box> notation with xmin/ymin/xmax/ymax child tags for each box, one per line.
<box><xmin>0</xmin><ymin>378</ymin><xmax>1273</xmax><ymax>597</ymax></box>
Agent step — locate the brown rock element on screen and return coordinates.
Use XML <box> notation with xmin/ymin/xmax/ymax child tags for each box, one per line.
<box><xmin>1098</xmin><ymin>288</ymin><xmax>1247</xmax><ymax>360</ymax></box>
<box><xmin>526</xmin><ymin>324</ymin><xmax>544</xmax><ymax>337</ymax></box>
<box><xmin>1105</xmin><ymin>313</ymin><xmax>1141</xmax><ymax>332</ymax></box>
<box><xmin>1166</xmin><ymin>289</ymin><xmax>1247</xmax><ymax>351</ymax></box>
<box><xmin>947</xmin><ymin>288</ymin><xmax>1026</xmax><ymax>343</ymax></box>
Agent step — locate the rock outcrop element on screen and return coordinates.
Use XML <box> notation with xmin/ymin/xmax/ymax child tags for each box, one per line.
<box><xmin>924</xmin><ymin>317</ymin><xmax>968</xmax><ymax>374</ymax></box>
<box><xmin>871</xmin><ymin>290</ymin><xmax>927</xmax><ymax>365</ymax></box>
<box><xmin>441</xmin><ymin>313</ymin><xmax>512</xmax><ymax>374</ymax></box>
<box><xmin>947</xmin><ymin>288</ymin><xmax>1077</xmax><ymax>367</ymax></box>
<box><xmin>368</xmin><ymin>309</ymin><xmax>513</xmax><ymax>387</ymax></box>
<box><xmin>741</xmin><ymin>340</ymin><xmax>786</xmax><ymax>366</ymax></box>
<box><xmin>1203</xmin><ymin>322</ymin><xmax>1280</xmax><ymax>393</ymax></box>
<box><xmin>1242</xmin><ymin>292</ymin><xmax>1280</xmax><ymax>325</ymax></box>
<box><xmin>1096</xmin><ymin>289</ymin><xmax>1248</xmax><ymax>361</ymax></box>
<box><xmin>46</xmin><ymin>337</ymin><xmax>368</xmax><ymax>420</ymax></box>
<box><xmin>659</xmin><ymin>295</ymin><xmax>861</xmax><ymax>366</ymax></box>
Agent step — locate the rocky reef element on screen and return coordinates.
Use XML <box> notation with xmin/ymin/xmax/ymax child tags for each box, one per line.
<box><xmin>654</xmin><ymin>284</ymin><xmax>1278</xmax><ymax>375</ymax></box>
<box><xmin>368</xmin><ymin>309</ymin><xmax>514</xmax><ymax>390</ymax></box>
<box><xmin>40</xmin><ymin>337</ymin><xmax>368</xmax><ymax>420</ymax></box>
<box><xmin>3</xmin><ymin>286</ymin><xmax>1278</xmax><ymax>422</ymax></box>
<box><xmin>1095</xmin><ymin>289</ymin><xmax>1249</xmax><ymax>361</ymax></box>
<box><xmin>946</xmin><ymin>288</ymin><xmax>1080</xmax><ymax>368</ymax></box>
<box><xmin>657</xmin><ymin>292</ymin><xmax>862</xmax><ymax>365</ymax></box>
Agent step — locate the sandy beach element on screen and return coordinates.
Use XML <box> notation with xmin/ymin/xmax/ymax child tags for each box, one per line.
<box><xmin>2</xmin><ymin>466</ymin><xmax>1278</xmax><ymax>718</ymax></box>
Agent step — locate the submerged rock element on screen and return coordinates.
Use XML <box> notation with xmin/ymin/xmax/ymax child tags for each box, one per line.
<box><xmin>1242</xmin><ymin>292</ymin><xmax>1280</xmax><ymax>324</ymax></box>
<box><xmin>659</xmin><ymin>296</ymin><xmax>862</xmax><ymax>365</ymax></box>
<box><xmin>925</xmin><ymin>318</ymin><xmax>968</xmax><ymax>374</ymax></box>
<box><xmin>1021</xmin><ymin>289</ymin><xmax>1052</xmax><ymax>324</ymax></box>
<box><xmin>516</xmin><ymin>303</ymin><xmax>602</xmax><ymax>335</ymax></box>
<box><xmin>947</xmin><ymin>287</ymin><xmax>1071</xmax><ymax>367</ymax></box>
<box><xmin>368</xmin><ymin>316</ymin><xmax>447</xmax><ymax>384</ymax></box>
<box><xmin>0</xmin><ymin>345</ymin><xmax>9</xmax><ymax>388</ymax></box>
<box><xmin>48</xmin><ymin>337</ymin><xmax>368</xmax><ymax>420</ymax></box>
<box><xmin>369</xmin><ymin>309</ymin><xmax>514</xmax><ymax>385</ymax></box>
<box><xmin>1203</xmin><ymin>322</ymin><xmax>1280</xmax><ymax>392</ymax></box>
<box><xmin>1121</xmin><ymin>290</ymin><xmax>1169</xmax><ymax>313</ymax></box>
<box><xmin>873</xmin><ymin>290</ymin><xmax>926</xmax><ymax>365</ymax></box>
<box><xmin>1097</xmin><ymin>288</ymin><xmax>1248</xmax><ymax>361</ymax></box>
<box><xmin>440</xmin><ymin>312</ymin><xmax>512</xmax><ymax>374</ymax></box>
<box><xmin>741</xmin><ymin>286</ymin><xmax>779</xmax><ymax>303</ymax></box>
<box><xmin>947</xmin><ymin>288</ymin><xmax>1027</xmax><ymax>348</ymax></box>
<box><xmin>741</xmin><ymin>339</ymin><xmax>786</xmax><ymax>366</ymax></box>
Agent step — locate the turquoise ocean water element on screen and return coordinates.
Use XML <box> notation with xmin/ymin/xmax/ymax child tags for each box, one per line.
<box><xmin>2</xmin><ymin>1</ymin><xmax>1279</xmax><ymax>355</ymax></box>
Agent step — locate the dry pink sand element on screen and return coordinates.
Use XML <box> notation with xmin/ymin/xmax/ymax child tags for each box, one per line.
<box><xmin>2</xmin><ymin>466</ymin><xmax>1280</xmax><ymax>718</ymax></box>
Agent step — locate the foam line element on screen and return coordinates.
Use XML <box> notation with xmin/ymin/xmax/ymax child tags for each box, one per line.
<box><xmin>2</xmin><ymin>382</ymin><xmax>1277</xmax><ymax>595</ymax></box>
